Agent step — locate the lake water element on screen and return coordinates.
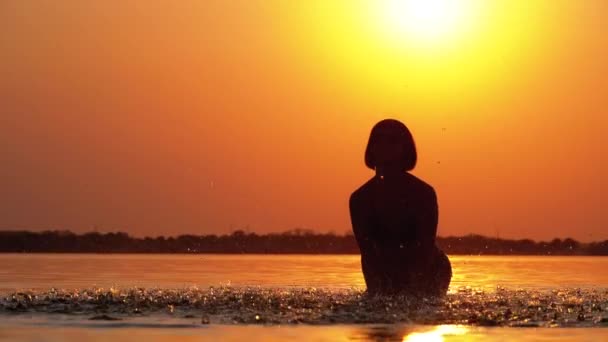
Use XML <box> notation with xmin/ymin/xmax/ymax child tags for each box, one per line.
<box><xmin>1</xmin><ymin>254</ymin><xmax>607</xmax><ymax>341</ymax></box>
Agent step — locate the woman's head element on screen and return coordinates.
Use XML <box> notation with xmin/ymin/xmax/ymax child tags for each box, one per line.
<box><xmin>365</xmin><ymin>119</ymin><xmax>417</xmax><ymax>172</ymax></box>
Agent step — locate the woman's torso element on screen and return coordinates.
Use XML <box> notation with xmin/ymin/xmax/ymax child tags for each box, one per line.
<box><xmin>356</xmin><ymin>172</ymin><xmax>436</xmax><ymax>246</ymax></box>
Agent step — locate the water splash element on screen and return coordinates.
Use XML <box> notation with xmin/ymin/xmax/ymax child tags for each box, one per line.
<box><xmin>2</xmin><ymin>286</ymin><xmax>608</xmax><ymax>327</ymax></box>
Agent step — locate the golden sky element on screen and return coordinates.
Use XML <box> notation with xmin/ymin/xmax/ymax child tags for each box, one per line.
<box><xmin>1</xmin><ymin>0</ymin><xmax>607</xmax><ymax>240</ymax></box>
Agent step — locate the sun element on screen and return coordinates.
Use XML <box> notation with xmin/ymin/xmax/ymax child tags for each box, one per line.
<box><xmin>384</xmin><ymin>0</ymin><xmax>472</xmax><ymax>44</ymax></box>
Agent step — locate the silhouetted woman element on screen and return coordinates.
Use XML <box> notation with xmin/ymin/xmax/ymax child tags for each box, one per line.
<box><xmin>349</xmin><ymin>119</ymin><xmax>451</xmax><ymax>296</ymax></box>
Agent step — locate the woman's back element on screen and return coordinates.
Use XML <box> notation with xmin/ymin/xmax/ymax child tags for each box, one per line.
<box><xmin>350</xmin><ymin>173</ymin><xmax>436</xmax><ymax>245</ymax></box>
<box><xmin>349</xmin><ymin>119</ymin><xmax>451</xmax><ymax>296</ymax></box>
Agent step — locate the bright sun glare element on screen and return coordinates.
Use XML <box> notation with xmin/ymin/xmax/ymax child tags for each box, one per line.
<box><xmin>385</xmin><ymin>0</ymin><xmax>472</xmax><ymax>44</ymax></box>
<box><xmin>403</xmin><ymin>325</ymin><xmax>469</xmax><ymax>342</ymax></box>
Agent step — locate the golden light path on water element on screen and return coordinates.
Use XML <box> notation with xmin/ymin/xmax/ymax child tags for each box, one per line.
<box><xmin>403</xmin><ymin>325</ymin><xmax>469</xmax><ymax>342</ymax></box>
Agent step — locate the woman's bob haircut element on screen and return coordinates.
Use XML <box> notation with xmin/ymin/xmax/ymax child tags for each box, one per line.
<box><xmin>364</xmin><ymin>119</ymin><xmax>417</xmax><ymax>171</ymax></box>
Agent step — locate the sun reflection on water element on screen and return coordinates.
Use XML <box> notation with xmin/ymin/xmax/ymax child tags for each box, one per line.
<box><xmin>403</xmin><ymin>325</ymin><xmax>468</xmax><ymax>342</ymax></box>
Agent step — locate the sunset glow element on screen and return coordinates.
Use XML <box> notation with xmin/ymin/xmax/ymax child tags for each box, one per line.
<box><xmin>383</xmin><ymin>0</ymin><xmax>472</xmax><ymax>44</ymax></box>
<box><xmin>1</xmin><ymin>1</ymin><xmax>607</xmax><ymax>241</ymax></box>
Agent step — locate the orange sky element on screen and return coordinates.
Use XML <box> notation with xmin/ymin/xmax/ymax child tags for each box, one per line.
<box><xmin>1</xmin><ymin>1</ymin><xmax>607</xmax><ymax>241</ymax></box>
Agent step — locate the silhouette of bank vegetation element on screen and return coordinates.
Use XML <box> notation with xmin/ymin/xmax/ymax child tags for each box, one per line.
<box><xmin>0</xmin><ymin>229</ymin><xmax>607</xmax><ymax>255</ymax></box>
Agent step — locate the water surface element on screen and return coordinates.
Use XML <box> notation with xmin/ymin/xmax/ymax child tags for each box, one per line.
<box><xmin>1</xmin><ymin>254</ymin><xmax>607</xmax><ymax>341</ymax></box>
<box><xmin>1</xmin><ymin>254</ymin><xmax>606</xmax><ymax>291</ymax></box>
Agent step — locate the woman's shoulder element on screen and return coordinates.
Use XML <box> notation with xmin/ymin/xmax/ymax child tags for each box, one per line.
<box><xmin>349</xmin><ymin>177</ymin><xmax>377</xmax><ymax>204</ymax></box>
<box><xmin>404</xmin><ymin>173</ymin><xmax>437</xmax><ymax>197</ymax></box>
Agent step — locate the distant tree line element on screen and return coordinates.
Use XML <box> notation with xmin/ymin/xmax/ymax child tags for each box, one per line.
<box><xmin>0</xmin><ymin>229</ymin><xmax>607</xmax><ymax>255</ymax></box>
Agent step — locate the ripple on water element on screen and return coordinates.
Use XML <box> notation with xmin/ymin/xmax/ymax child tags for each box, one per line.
<box><xmin>2</xmin><ymin>286</ymin><xmax>608</xmax><ymax>327</ymax></box>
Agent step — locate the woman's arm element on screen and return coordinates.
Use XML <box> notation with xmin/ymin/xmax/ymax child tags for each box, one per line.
<box><xmin>350</xmin><ymin>190</ymin><xmax>392</xmax><ymax>293</ymax></box>
<box><xmin>349</xmin><ymin>192</ymin><xmax>376</xmax><ymax>256</ymax></box>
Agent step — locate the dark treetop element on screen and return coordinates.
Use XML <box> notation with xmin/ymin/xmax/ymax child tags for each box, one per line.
<box><xmin>0</xmin><ymin>229</ymin><xmax>606</xmax><ymax>255</ymax></box>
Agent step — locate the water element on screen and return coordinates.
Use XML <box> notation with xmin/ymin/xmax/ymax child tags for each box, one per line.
<box><xmin>2</xmin><ymin>254</ymin><xmax>607</xmax><ymax>291</ymax></box>
<box><xmin>1</xmin><ymin>254</ymin><xmax>608</xmax><ymax>341</ymax></box>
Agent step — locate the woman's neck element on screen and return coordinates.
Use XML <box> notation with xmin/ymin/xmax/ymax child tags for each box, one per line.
<box><xmin>375</xmin><ymin>166</ymin><xmax>403</xmax><ymax>180</ymax></box>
